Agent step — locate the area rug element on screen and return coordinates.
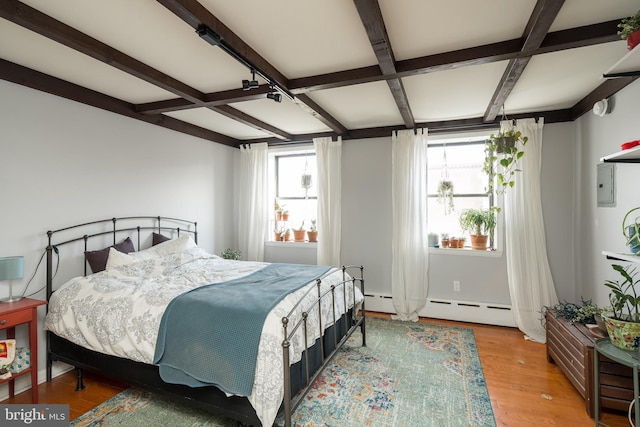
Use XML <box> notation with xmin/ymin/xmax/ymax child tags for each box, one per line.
<box><xmin>71</xmin><ymin>317</ymin><xmax>495</xmax><ymax>427</ymax></box>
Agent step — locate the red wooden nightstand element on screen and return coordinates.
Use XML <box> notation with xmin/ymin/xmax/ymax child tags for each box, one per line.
<box><xmin>0</xmin><ymin>298</ymin><xmax>47</xmax><ymax>403</ymax></box>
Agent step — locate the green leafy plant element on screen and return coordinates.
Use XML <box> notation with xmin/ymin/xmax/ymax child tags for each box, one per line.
<box><xmin>220</xmin><ymin>248</ymin><xmax>242</xmax><ymax>260</ymax></box>
<box><xmin>458</xmin><ymin>207</ymin><xmax>498</xmax><ymax>236</ymax></box>
<box><xmin>605</xmin><ymin>264</ymin><xmax>640</xmax><ymax>322</ymax></box>
<box><xmin>483</xmin><ymin>128</ymin><xmax>528</xmax><ymax>194</ymax></box>
<box><xmin>437</xmin><ymin>179</ymin><xmax>455</xmax><ymax>214</ymax></box>
<box><xmin>542</xmin><ymin>299</ymin><xmax>606</xmax><ymax>325</ymax></box>
<box><xmin>618</xmin><ymin>9</ymin><xmax>640</xmax><ymax>39</ymax></box>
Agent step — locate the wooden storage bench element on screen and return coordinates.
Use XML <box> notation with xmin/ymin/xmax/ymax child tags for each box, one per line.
<box><xmin>546</xmin><ymin>310</ymin><xmax>639</xmax><ymax>417</ymax></box>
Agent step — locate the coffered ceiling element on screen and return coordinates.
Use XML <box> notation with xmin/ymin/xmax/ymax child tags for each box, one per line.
<box><xmin>1</xmin><ymin>0</ymin><xmax>639</xmax><ymax>147</ymax></box>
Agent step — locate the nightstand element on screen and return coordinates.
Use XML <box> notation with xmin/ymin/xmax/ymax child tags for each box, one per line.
<box><xmin>0</xmin><ymin>298</ymin><xmax>47</xmax><ymax>403</ymax></box>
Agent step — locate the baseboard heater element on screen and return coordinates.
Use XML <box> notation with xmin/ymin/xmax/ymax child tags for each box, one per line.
<box><xmin>364</xmin><ymin>293</ymin><xmax>516</xmax><ymax>327</ymax></box>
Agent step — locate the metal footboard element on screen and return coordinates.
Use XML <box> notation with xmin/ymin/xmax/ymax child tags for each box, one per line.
<box><xmin>280</xmin><ymin>265</ymin><xmax>366</xmax><ymax>427</ymax></box>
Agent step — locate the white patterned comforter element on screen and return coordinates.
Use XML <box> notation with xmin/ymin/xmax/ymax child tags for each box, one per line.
<box><xmin>44</xmin><ymin>243</ymin><xmax>363</xmax><ymax>427</ymax></box>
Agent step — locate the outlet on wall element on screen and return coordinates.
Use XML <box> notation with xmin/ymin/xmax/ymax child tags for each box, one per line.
<box><xmin>453</xmin><ymin>280</ymin><xmax>460</xmax><ymax>292</ymax></box>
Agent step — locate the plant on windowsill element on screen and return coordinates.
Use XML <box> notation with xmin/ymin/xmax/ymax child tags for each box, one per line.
<box><xmin>619</xmin><ymin>8</ymin><xmax>640</xmax><ymax>50</ymax></box>
<box><xmin>483</xmin><ymin>128</ymin><xmax>528</xmax><ymax>195</ymax></box>
<box><xmin>440</xmin><ymin>233</ymin><xmax>450</xmax><ymax>248</ymax></box>
<box><xmin>307</xmin><ymin>220</ymin><xmax>318</xmax><ymax>242</ymax></box>
<box><xmin>602</xmin><ymin>264</ymin><xmax>640</xmax><ymax>350</ymax></box>
<box><xmin>220</xmin><ymin>248</ymin><xmax>242</xmax><ymax>260</ymax></box>
<box><xmin>293</xmin><ymin>221</ymin><xmax>307</xmax><ymax>242</ymax></box>
<box><xmin>437</xmin><ymin>180</ymin><xmax>455</xmax><ymax>214</ymax></box>
<box><xmin>458</xmin><ymin>207</ymin><xmax>498</xmax><ymax>250</ymax></box>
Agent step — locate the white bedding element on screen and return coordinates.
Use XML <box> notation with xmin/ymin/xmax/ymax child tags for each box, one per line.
<box><xmin>44</xmin><ymin>236</ymin><xmax>363</xmax><ymax>427</ymax></box>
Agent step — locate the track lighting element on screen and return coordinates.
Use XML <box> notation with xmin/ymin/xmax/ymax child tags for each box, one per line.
<box><xmin>242</xmin><ymin>69</ymin><xmax>259</xmax><ymax>91</ymax></box>
<box><xmin>267</xmin><ymin>92</ymin><xmax>282</xmax><ymax>103</ymax></box>
<box><xmin>196</xmin><ymin>25</ymin><xmax>223</xmax><ymax>46</ymax></box>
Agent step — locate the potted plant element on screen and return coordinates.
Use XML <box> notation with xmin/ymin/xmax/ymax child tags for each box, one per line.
<box><xmin>623</xmin><ymin>207</ymin><xmax>640</xmax><ymax>255</ymax></box>
<box><xmin>483</xmin><ymin>128</ymin><xmax>528</xmax><ymax>195</ymax></box>
<box><xmin>282</xmin><ymin>210</ymin><xmax>290</xmax><ymax>221</ymax></box>
<box><xmin>458</xmin><ymin>208</ymin><xmax>498</xmax><ymax>250</ymax></box>
<box><xmin>293</xmin><ymin>221</ymin><xmax>307</xmax><ymax>242</ymax></box>
<box><xmin>619</xmin><ymin>8</ymin><xmax>640</xmax><ymax>50</ymax></box>
<box><xmin>274</xmin><ymin>225</ymin><xmax>285</xmax><ymax>241</ymax></box>
<box><xmin>457</xmin><ymin>236</ymin><xmax>466</xmax><ymax>248</ymax></box>
<box><xmin>440</xmin><ymin>233</ymin><xmax>450</xmax><ymax>248</ymax></box>
<box><xmin>220</xmin><ymin>248</ymin><xmax>241</xmax><ymax>260</ymax></box>
<box><xmin>603</xmin><ymin>264</ymin><xmax>640</xmax><ymax>350</ymax></box>
<box><xmin>437</xmin><ymin>180</ymin><xmax>455</xmax><ymax>214</ymax></box>
<box><xmin>449</xmin><ymin>236</ymin><xmax>459</xmax><ymax>248</ymax></box>
<box><xmin>282</xmin><ymin>228</ymin><xmax>292</xmax><ymax>241</ymax></box>
<box><xmin>307</xmin><ymin>220</ymin><xmax>318</xmax><ymax>242</ymax></box>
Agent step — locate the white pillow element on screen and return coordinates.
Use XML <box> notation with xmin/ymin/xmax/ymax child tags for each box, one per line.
<box><xmin>105</xmin><ymin>247</ymin><xmax>138</xmax><ymax>270</ymax></box>
<box><xmin>131</xmin><ymin>234</ymin><xmax>197</xmax><ymax>260</ymax></box>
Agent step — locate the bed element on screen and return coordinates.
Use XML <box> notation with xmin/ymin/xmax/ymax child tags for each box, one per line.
<box><xmin>44</xmin><ymin>216</ymin><xmax>365</xmax><ymax>427</ymax></box>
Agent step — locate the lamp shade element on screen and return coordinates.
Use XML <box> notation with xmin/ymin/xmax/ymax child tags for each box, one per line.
<box><xmin>0</xmin><ymin>256</ymin><xmax>24</xmax><ymax>280</ymax></box>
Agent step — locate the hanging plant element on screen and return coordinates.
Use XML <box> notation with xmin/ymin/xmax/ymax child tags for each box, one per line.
<box><xmin>301</xmin><ymin>174</ymin><xmax>312</xmax><ymax>189</ymax></box>
<box><xmin>482</xmin><ymin>128</ymin><xmax>528</xmax><ymax>195</ymax></box>
<box><xmin>437</xmin><ymin>179</ymin><xmax>455</xmax><ymax>214</ymax></box>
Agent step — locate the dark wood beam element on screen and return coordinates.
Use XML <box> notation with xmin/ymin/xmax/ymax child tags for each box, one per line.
<box><xmin>211</xmin><ymin>105</ymin><xmax>292</xmax><ymax>140</ymax></box>
<box><xmin>136</xmin><ymin>86</ymin><xmax>272</xmax><ymax>114</ymax></box>
<box><xmin>0</xmin><ymin>0</ymin><xmax>205</xmax><ymax>104</ymax></box>
<box><xmin>0</xmin><ymin>59</ymin><xmax>239</xmax><ymax>147</ymax></box>
<box><xmin>353</xmin><ymin>0</ymin><xmax>414</xmax><ymax>128</ymax></box>
<box><xmin>484</xmin><ymin>0</ymin><xmax>565</xmax><ymax>122</ymax></box>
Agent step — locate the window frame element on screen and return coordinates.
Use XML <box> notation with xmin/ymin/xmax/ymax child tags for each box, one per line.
<box><xmin>426</xmin><ymin>135</ymin><xmax>501</xmax><ymax>252</ymax></box>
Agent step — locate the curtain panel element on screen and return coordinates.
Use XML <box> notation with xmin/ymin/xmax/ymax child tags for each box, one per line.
<box><xmin>313</xmin><ymin>137</ymin><xmax>342</xmax><ymax>266</ymax></box>
<box><xmin>503</xmin><ymin>118</ymin><xmax>558</xmax><ymax>343</ymax></box>
<box><xmin>238</xmin><ymin>143</ymin><xmax>268</xmax><ymax>261</ymax></box>
<box><xmin>391</xmin><ymin>129</ymin><xmax>429</xmax><ymax>321</ymax></box>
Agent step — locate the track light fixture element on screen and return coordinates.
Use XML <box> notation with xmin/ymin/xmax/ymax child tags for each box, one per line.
<box><xmin>196</xmin><ymin>25</ymin><xmax>223</xmax><ymax>46</ymax></box>
<box><xmin>242</xmin><ymin>69</ymin><xmax>259</xmax><ymax>91</ymax></box>
<box><xmin>267</xmin><ymin>92</ymin><xmax>282</xmax><ymax>103</ymax></box>
<box><xmin>267</xmin><ymin>83</ymin><xmax>282</xmax><ymax>103</ymax></box>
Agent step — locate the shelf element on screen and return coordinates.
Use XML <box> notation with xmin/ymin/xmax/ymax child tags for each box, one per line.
<box><xmin>602</xmin><ymin>251</ymin><xmax>640</xmax><ymax>264</ymax></box>
<box><xmin>600</xmin><ymin>145</ymin><xmax>640</xmax><ymax>163</ymax></box>
<box><xmin>603</xmin><ymin>43</ymin><xmax>640</xmax><ymax>78</ymax></box>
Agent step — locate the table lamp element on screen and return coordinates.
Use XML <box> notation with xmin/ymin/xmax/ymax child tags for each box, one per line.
<box><xmin>0</xmin><ymin>256</ymin><xmax>24</xmax><ymax>303</ymax></box>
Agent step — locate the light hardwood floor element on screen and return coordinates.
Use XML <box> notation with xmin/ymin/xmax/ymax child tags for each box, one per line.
<box><xmin>2</xmin><ymin>313</ymin><xmax>630</xmax><ymax>426</ymax></box>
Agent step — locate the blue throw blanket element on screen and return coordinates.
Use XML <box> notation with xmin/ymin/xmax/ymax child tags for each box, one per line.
<box><xmin>153</xmin><ymin>263</ymin><xmax>333</xmax><ymax>396</ymax></box>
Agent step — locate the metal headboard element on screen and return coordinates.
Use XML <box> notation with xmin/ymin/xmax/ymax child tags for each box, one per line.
<box><xmin>45</xmin><ymin>216</ymin><xmax>197</xmax><ymax>303</ymax></box>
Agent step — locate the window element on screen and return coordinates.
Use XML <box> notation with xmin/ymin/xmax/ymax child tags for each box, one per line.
<box><xmin>427</xmin><ymin>137</ymin><xmax>496</xmax><ymax>248</ymax></box>
<box><xmin>269</xmin><ymin>150</ymin><xmax>317</xmax><ymax>240</ymax></box>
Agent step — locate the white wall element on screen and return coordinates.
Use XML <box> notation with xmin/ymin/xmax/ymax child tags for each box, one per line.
<box><xmin>0</xmin><ymin>80</ymin><xmax>236</xmax><ymax>395</ymax></box>
<box><xmin>574</xmin><ymin>79</ymin><xmax>640</xmax><ymax>306</ymax></box>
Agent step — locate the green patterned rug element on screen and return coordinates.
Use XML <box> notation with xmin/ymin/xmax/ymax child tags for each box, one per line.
<box><xmin>71</xmin><ymin>317</ymin><xmax>495</xmax><ymax>427</ymax></box>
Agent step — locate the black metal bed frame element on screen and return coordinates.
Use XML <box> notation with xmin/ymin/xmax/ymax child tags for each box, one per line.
<box><xmin>44</xmin><ymin>216</ymin><xmax>365</xmax><ymax>427</ymax></box>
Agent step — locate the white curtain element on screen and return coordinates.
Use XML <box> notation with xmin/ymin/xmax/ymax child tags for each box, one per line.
<box><xmin>391</xmin><ymin>129</ymin><xmax>429</xmax><ymax>321</ymax></box>
<box><xmin>238</xmin><ymin>143</ymin><xmax>268</xmax><ymax>261</ymax></box>
<box><xmin>313</xmin><ymin>137</ymin><xmax>342</xmax><ymax>266</ymax></box>
<box><xmin>504</xmin><ymin>118</ymin><xmax>558</xmax><ymax>343</ymax></box>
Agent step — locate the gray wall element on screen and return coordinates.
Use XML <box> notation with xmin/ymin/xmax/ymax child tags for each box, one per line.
<box><xmin>339</xmin><ymin>123</ymin><xmax>577</xmax><ymax>309</ymax></box>
<box><xmin>574</xmin><ymin>79</ymin><xmax>640</xmax><ymax>306</ymax></box>
<box><xmin>0</xmin><ymin>80</ymin><xmax>236</xmax><ymax>394</ymax></box>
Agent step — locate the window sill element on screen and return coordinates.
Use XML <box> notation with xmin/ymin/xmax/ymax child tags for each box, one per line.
<box><xmin>429</xmin><ymin>247</ymin><xmax>503</xmax><ymax>258</ymax></box>
<box><xmin>265</xmin><ymin>241</ymin><xmax>317</xmax><ymax>247</ymax></box>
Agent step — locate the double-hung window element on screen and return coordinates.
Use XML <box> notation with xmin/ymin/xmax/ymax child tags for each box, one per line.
<box><xmin>269</xmin><ymin>148</ymin><xmax>317</xmax><ymax>240</ymax></box>
<box><xmin>427</xmin><ymin>136</ymin><xmax>497</xmax><ymax>249</ymax></box>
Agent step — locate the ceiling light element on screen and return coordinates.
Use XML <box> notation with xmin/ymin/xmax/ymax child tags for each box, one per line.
<box><xmin>242</xmin><ymin>69</ymin><xmax>259</xmax><ymax>91</ymax></box>
<box><xmin>267</xmin><ymin>92</ymin><xmax>282</xmax><ymax>103</ymax></box>
<box><xmin>196</xmin><ymin>25</ymin><xmax>223</xmax><ymax>46</ymax></box>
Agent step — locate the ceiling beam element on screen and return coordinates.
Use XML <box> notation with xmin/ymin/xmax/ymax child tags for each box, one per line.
<box><xmin>0</xmin><ymin>0</ymin><xmax>205</xmax><ymax>104</ymax></box>
<box><xmin>137</xmin><ymin>20</ymin><xmax>620</xmax><ymax>116</ymax></box>
<box><xmin>483</xmin><ymin>0</ymin><xmax>565</xmax><ymax>122</ymax></box>
<box><xmin>156</xmin><ymin>0</ymin><xmax>347</xmax><ymax>135</ymax></box>
<box><xmin>0</xmin><ymin>59</ymin><xmax>239</xmax><ymax>147</ymax></box>
<box><xmin>353</xmin><ymin>0</ymin><xmax>414</xmax><ymax>128</ymax></box>
<box><xmin>211</xmin><ymin>105</ymin><xmax>292</xmax><ymax>140</ymax></box>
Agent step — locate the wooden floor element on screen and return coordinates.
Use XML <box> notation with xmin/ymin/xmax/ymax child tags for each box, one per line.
<box><xmin>2</xmin><ymin>313</ymin><xmax>631</xmax><ymax>426</ymax></box>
